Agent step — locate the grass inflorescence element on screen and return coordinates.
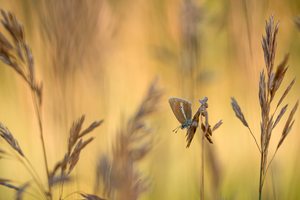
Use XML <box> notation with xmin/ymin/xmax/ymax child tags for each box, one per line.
<box><xmin>231</xmin><ymin>16</ymin><xmax>298</xmax><ymax>200</ymax></box>
<box><xmin>0</xmin><ymin>9</ymin><xmax>104</xmax><ymax>200</ymax></box>
<box><xmin>95</xmin><ymin>80</ymin><xmax>162</xmax><ymax>200</ymax></box>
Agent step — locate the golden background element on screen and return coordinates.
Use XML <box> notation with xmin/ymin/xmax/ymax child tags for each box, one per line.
<box><xmin>0</xmin><ymin>0</ymin><xmax>300</xmax><ymax>199</ymax></box>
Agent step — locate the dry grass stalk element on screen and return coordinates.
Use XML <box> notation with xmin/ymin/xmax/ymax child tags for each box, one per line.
<box><xmin>0</xmin><ymin>123</ymin><xmax>48</xmax><ymax>199</ymax></box>
<box><xmin>185</xmin><ymin>97</ymin><xmax>222</xmax><ymax>148</ymax></box>
<box><xmin>0</xmin><ymin>9</ymin><xmax>105</xmax><ymax>200</ymax></box>
<box><xmin>96</xmin><ymin>80</ymin><xmax>162</xmax><ymax>200</ymax></box>
<box><xmin>169</xmin><ymin>96</ymin><xmax>222</xmax><ymax>199</ymax></box>
<box><xmin>191</xmin><ymin>97</ymin><xmax>222</xmax><ymax>200</ymax></box>
<box><xmin>0</xmin><ymin>179</ymin><xmax>21</xmax><ymax>192</ymax></box>
<box><xmin>0</xmin><ymin>123</ymin><xmax>24</xmax><ymax>156</ymax></box>
<box><xmin>231</xmin><ymin>97</ymin><xmax>261</xmax><ymax>151</ymax></box>
<box><xmin>0</xmin><ymin>8</ymin><xmax>50</xmax><ymax>198</ymax></box>
<box><xmin>48</xmin><ymin>115</ymin><xmax>103</xmax><ymax>199</ymax></box>
<box><xmin>180</xmin><ymin>1</ymin><xmax>224</xmax><ymax>197</ymax></box>
<box><xmin>0</xmin><ymin>9</ymin><xmax>42</xmax><ymax>103</ymax></box>
<box><xmin>0</xmin><ymin>179</ymin><xmax>35</xmax><ymax>200</ymax></box>
<box><xmin>80</xmin><ymin>193</ymin><xmax>106</xmax><ymax>200</ymax></box>
<box><xmin>48</xmin><ymin>175</ymin><xmax>71</xmax><ymax>187</ymax></box>
<box><xmin>16</xmin><ymin>182</ymin><xmax>30</xmax><ymax>200</ymax></box>
<box><xmin>231</xmin><ymin>16</ymin><xmax>298</xmax><ymax>200</ymax></box>
<box><xmin>50</xmin><ymin>116</ymin><xmax>103</xmax><ymax>177</ymax></box>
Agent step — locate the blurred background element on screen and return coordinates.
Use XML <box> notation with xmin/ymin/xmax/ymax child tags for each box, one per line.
<box><xmin>0</xmin><ymin>0</ymin><xmax>300</xmax><ymax>199</ymax></box>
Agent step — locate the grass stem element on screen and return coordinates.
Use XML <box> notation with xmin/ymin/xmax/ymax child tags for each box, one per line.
<box><xmin>30</xmin><ymin>91</ymin><xmax>51</xmax><ymax>199</ymax></box>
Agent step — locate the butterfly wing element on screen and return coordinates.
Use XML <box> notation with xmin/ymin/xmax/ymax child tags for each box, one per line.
<box><xmin>169</xmin><ymin>97</ymin><xmax>192</xmax><ymax>124</ymax></box>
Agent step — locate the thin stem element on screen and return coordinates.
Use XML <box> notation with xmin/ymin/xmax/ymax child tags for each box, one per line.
<box><xmin>259</xmin><ymin>151</ymin><xmax>264</xmax><ymax>200</ymax></box>
<box><xmin>19</xmin><ymin>157</ymin><xmax>47</xmax><ymax>200</ymax></box>
<box><xmin>200</xmin><ymin>116</ymin><xmax>205</xmax><ymax>200</ymax></box>
<box><xmin>24</xmin><ymin>156</ymin><xmax>45</xmax><ymax>190</ymax></box>
<box><xmin>59</xmin><ymin>176</ymin><xmax>66</xmax><ymax>200</ymax></box>
<box><xmin>201</xmin><ymin>132</ymin><xmax>204</xmax><ymax>200</ymax></box>
<box><xmin>20</xmin><ymin>189</ymin><xmax>42</xmax><ymax>200</ymax></box>
<box><xmin>6</xmin><ymin>181</ymin><xmax>42</xmax><ymax>200</ymax></box>
<box><xmin>273</xmin><ymin>105</ymin><xmax>279</xmax><ymax>116</ymax></box>
<box><xmin>30</xmin><ymin>91</ymin><xmax>51</xmax><ymax>199</ymax></box>
<box><xmin>7</xmin><ymin>152</ymin><xmax>47</xmax><ymax>200</ymax></box>
<box><xmin>262</xmin><ymin>149</ymin><xmax>278</xmax><ymax>184</ymax></box>
<box><xmin>247</xmin><ymin>127</ymin><xmax>261</xmax><ymax>153</ymax></box>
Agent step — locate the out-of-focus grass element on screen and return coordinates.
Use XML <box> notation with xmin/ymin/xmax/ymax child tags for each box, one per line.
<box><xmin>0</xmin><ymin>0</ymin><xmax>300</xmax><ymax>199</ymax></box>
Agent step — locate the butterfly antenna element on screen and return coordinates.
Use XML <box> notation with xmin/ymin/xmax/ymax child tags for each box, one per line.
<box><xmin>172</xmin><ymin>126</ymin><xmax>180</xmax><ymax>133</ymax></box>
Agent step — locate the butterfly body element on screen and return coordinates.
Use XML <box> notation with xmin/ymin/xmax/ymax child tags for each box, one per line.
<box><xmin>181</xmin><ymin>119</ymin><xmax>192</xmax><ymax>129</ymax></box>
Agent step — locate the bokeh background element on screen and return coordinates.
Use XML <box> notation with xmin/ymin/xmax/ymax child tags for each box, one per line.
<box><xmin>0</xmin><ymin>0</ymin><xmax>300</xmax><ymax>199</ymax></box>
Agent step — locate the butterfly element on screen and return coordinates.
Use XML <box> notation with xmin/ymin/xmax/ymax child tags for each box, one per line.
<box><xmin>169</xmin><ymin>97</ymin><xmax>213</xmax><ymax>147</ymax></box>
<box><xmin>168</xmin><ymin>97</ymin><xmax>193</xmax><ymax>133</ymax></box>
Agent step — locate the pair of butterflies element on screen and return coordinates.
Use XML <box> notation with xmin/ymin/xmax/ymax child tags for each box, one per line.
<box><xmin>169</xmin><ymin>97</ymin><xmax>213</xmax><ymax>147</ymax></box>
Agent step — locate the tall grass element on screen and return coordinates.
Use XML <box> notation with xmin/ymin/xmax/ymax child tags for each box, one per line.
<box><xmin>1</xmin><ymin>2</ymin><xmax>300</xmax><ymax>200</ymax></box>
<box><xmin>231</xmin><ymin>16</ymin><xmax>298</xmax><ymax>200</ymax></box>
<box><xmin>182</xmin><ymin>97</ymin><xmax>222</xmax><ymax>200</ymax></box>
<box><xmin>95</xmin><ymin>80</ymin><xmax>162</xmax><ymax>200</ymax></box>
<box><xmin>179</xmin><ymin>0</ymin><xmax>223</xmax><ymax>198</ymax></box>
<box><xmin>0</xmin><ymin>9</ymin><xmax>104</xmax><ymax>200</ymax></box>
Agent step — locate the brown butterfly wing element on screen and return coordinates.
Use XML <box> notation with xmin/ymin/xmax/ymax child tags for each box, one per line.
<box><xmin>181</xmin><ymin>99</ymin><xmax>192</xmax><ymax>120</ymax></box>
<box><xmin>169</xmin><ymin>97</ymin><xmax>192</xmax><ymax>124</ymax></box>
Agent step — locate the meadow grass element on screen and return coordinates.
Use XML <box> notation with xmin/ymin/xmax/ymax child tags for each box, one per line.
<box><xmin>0</xmin><ymin>9</ymin><xmax>105</xmax><ymax>200</ymax></box>
<box><xmin>231</xmin><ymin>16</ymin><xmax>298</xmax><ymax>200</ymax></box>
